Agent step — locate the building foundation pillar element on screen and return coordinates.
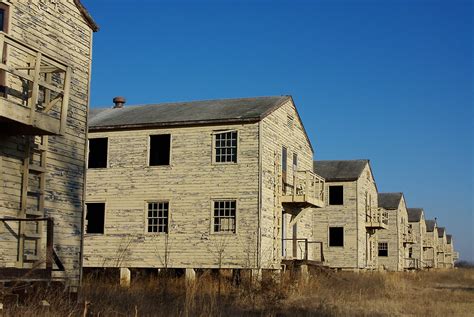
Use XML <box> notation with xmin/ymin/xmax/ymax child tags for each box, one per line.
<box><xmin>120</xmin><ymin>268</ymin><xmax>131</xmax><ymax>288</ymax></box>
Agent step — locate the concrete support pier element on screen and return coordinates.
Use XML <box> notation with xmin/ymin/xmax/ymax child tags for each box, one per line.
<box><xmin>185</xmin><ymin>268</ymin><xmax>196</xmax><ymax>284</ymax></box>
<box><xmin>120</xmin><ymin>268</ymin><xmax>131</xmax><ymax>288</ymax></box>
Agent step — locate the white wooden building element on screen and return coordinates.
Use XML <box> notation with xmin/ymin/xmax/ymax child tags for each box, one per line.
<box><xmin>407</xmin><ymin>208</ymin><xmax>426</xmax><ymax>270</ymax></box>
<box><xmin>436</xmin><ymin>227</ymin><xmax>447</xmax><ymax>268</ymax></box>
<box><xmin>377</xmin><ymin>193</ymin><xmax>416</xmax><ymax>271</ymax></box>
<box><xmin>423</xmin><ymin>219</ymin><xmax>438</xmax><ymax>268</ymax></box>
<box><xmin>0</xmin><ymin>0</ymin><xmax>97</xmax><ymax>288</ymax></box>
<box><xmin>83</xmin><ymin>96</ymin><xmax>326</xmax><ymax>279</ymax></box>
<box><xmin>312</xmin><ymin>160</ymin><xmax>387</xmax><ymax>270</ymax></box>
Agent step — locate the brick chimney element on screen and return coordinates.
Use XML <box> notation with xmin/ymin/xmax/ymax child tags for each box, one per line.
<box><xmin>113</xmin><ymin>96</ymin><xmax>126</xmax><ymax>109</ymax></box>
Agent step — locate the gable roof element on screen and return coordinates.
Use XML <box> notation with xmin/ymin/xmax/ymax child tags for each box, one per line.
<box><xmin>313</xmin><ymin>160</ymin><xmax>369</xmax><ymax>182</ymax></box>
<box><xmin>407</xmin><ymin>208</ymin><xmax>424</xmax><ymax>222</ymax></box>
<box><xmin>438</xmin><ymin>227</ymin><xmax>446</xmax><ymax>238</ymax></box>
<box><xmin>446</xmin><ymin>234</ymin><xmax>452</xmax><ymax>244</ymax></box>
<box><xmin>91</xmin><ymin>95</ymin><xmax>287</xmax><ymax>126</ymax></box>
<box><xmin>425</xmin><ymin>219</ymin><xmax>437</xmax><ymax>232</ymax></box>
<box><xmin>74</xmin><ymin>1</ymin><xmax>99</xmax><ymax>32</ymax></box>
<box><xmin>378</xmin><ymin>193</ymin><xmax>403</xmax><ymax>209</ymax></box>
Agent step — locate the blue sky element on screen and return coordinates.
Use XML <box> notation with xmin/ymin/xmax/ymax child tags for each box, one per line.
<box><xmin>83</xmin><ymin>0</ymin><xmax>473</xmax><ymax>261</ymax></box>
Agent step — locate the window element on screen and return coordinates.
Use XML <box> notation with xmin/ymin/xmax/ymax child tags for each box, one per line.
<box><xmin>85</xmin><ymin>203</ymin><xmax>105</xmax><ymax>234</ymax></box>
<box><xmin>147</xmin><ymin>202</ymin><xmax>169</xmax><ymax>233</ymax></box>
<box><xmin>213</xmin><ymin>200</ymin><xmax>236</xmax><ymax>233</ymax></box>
<box><xmin>0</xmin><ymin>3</ymin><xmax>9</xmax><ymax>32</ymax></box>
<box><xmin>329</xmin><ymin>186</ymin><xmax>343</xmax><ymax>205</ymax></box>
<box><xmin>149</xmin><ymin>134</ymin><xmax>171</xmax><ymax>166</ymax></box>
<box><xmin>378</xmin><ymin>242</ymin><xmax>388</xmax><ymax>257</ymax></box>
<box><xmin>292</xmin><ymin>153</ymin><xmax>298</xmax><ymax>171</ymax></box>
<box><xmin>329</xmin><ymin>227</ymin><xmax>344</xmax><ymax>247</ymax></box>
<box><xmin>214</xmin><ymin>131</ymin><xmax>237</xmax><ymax>163</ymax></box>
<box><xmin>408</xmin><ymin>247</ymin><xmax>413</xmax><ymax>258</ymax></box>
<box><xmin>88</xmin><ymin>138</ymin><xmax>108</xmax><ymax>168</ymax></box>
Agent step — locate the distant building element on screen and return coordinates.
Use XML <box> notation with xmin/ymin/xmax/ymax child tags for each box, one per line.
<box><xmin>423</xmin><ymin>219</ymin><xmax>438</xmax><ymax>268</ymax></box>
<box><xmin>437</xmin><ymin>227</ymin><xmax>448</xmax><ymax>268</ymax></box>
<box><xmin>377</xmin><ymin>193</ymin><xmax>416</xmax><ymax>271</ymax></box>
<box><xmin>407</xmin><ymin>208</ymin><xmax>426</xmax><ymax>270</ymax></box>
<box><xmin>312</xmin><ymin>160</ymin><xmax>387</xmax><ymax>270</ymax></box>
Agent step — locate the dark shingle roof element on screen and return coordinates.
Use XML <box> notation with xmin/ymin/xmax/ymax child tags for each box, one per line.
<box><xmin>378</xmin><ymin>193</ymin><xmax>403</xmax><ymax>209</ymax></box>
<box><xmin>407</xmin><ymin>208</ymin><xmax>423</xmax><ymax>222</ymax></box>
<box><xmin>313</xmin><ymin>160</ymin><xmax>369</xmax><ymax>181</ymax></box>
<box><xmin>438</xmin><ymin>227</ymin><xmax>446</xmax><ymax>238</ymax></box>
<box><xmin>447</xmin><ymin>234</ymin><xmax>452</xmax><ymax>244</ymax></box>
<box><xmin>425</xmin><ymin>219</ymin><xmax>437</xmax><ymax>232</ymax></box>
<box><xmin>89</xmin><ymin>96</ymin><xmax>290</xmax><ymax>130</ymax></box>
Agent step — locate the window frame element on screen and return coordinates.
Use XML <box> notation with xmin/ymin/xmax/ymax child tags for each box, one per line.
<box><xmin>210</xmin><ymin>199</ymin><xmax>238</xmax><ymax>234</ymax></box>
<box><xmin>328</xmin><ymin>226</ymin><xmax>344</xmax><ymax>247</ymax></box>
<box><xmin>145</xmin><ymin>200</ymin><xmax>170</xmax><ymax>235</ymax></box>
<box><xmin>378</xmin><ymin>242</ymin><xmax>388</xmax><ymax>257</ymax></box>
<box><xmin>212</xmin><ymin>130</ymin><xmax>238</xmax><ymax>164</ymax></box>
<box><xmin>85</xmin><ymin>201</ymin><xmax>106</xmax><ymax>235</ymax></box>
<box><xmin>328</xmin><ymin>185</ymin><xmax>344</xmax><ymax>206</ymax></box>
<box><xmin>87</xmin><ymin>137</ymin><xmax>109</xmax><ymax>169</ymax></box>
<box><xmin>148</xmin><ymin>133</ymin><xmax>172</xmax><ymax>167</ymax></box>
<box><xmin>0</xmin><ymin>1</ymin><xmax>10</xmax><ymax>95</ymax></box>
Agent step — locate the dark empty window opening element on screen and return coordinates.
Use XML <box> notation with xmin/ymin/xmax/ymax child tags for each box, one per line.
<box><xmin>378</xmin><ymin>242</ymin><xmax>388</xmax><ymax>257</ymax></box>
<box><xmin>86</xmin><ymin>203</ymin><xmax>105</xmax><ymax>234</ymax></box>
<box><xmin>329</xmin><ymin>186</ymin><xmax>343</xmax><ymax>205</ymax></box>
<box><xmin>329</xmin><ymin>227</ymin><xmax>344</xmax><ymax>247</ymax></box>
<box><xmin>149</xmin><ymin>134</ymin><xmax>171</xmax><ymax>166</ymax></box>
<box><xmin>88</xmin><ymin>138</ymin><xmax>108</xmax><ymax>168</ymax></box>
<box><xmin>0</xmin><ymin>4</ymin><xmax>9</xmax><ymax>32</ymax></box>
<box><xmin>147</xmin><ymin>202</ymin><xmax>169</xmax><ymax>233</ymax></box>
<box><xmin>215</xmin><ymin>131</ymin><xmax>237</xmax><ymax>163</ymax></box>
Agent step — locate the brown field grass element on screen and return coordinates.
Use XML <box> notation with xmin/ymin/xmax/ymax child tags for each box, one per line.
<box><xmin>1</xmin><ymin>268</ymin><xmax>474</xmax><ymax>316</ymax></box>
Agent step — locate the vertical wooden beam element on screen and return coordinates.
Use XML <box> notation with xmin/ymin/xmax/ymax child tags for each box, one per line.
<box><xmin>59</xmin><ymin>67</ymin><xmax>71</xmax><ymax>135</ymax></box>
<box><xmin>29</xmin><ymin>52</ymin><xmax>42</xmax><ymax>124</ymax></box>
<box><xmin>46</xmin><ymin>218</ymin><xmax>54</xmax><ymax>274</ymax></box>
<box><xmin>0</xmin><ymin>33</ymin><xmax>5</xmax><ymax>64</ymax></box>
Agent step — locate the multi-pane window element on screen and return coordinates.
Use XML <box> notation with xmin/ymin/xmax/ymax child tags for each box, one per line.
<box><xmin>213</xmin><ymin>200</ymin><xmax>236</xmax><ymax>233</ymax></box>
<box><xmin>215</xmin><ymin>131</ymin><xmax>237</xmax><ymax>163</ymax></box>
<box><xmin>147</xmin><ymin>202</ymin><xmax>169</xmax><ymax>233</ymax></box>
<box><xmin>378</xmin><ymin>242</ymin><xmax>388</xmax><ymax>257</ymax></box>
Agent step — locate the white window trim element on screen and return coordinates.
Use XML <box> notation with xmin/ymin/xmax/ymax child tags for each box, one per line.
<box><xmin>144</xmin><ymin>200</ymin><xmax>170</xmax><ymax>235</ymax></box>
<box><xmin>328</xmin><ymin>226</ymin><xmax>344</xmax><ymax>248</ymax></box>
<box><xmin>210</xmin><ymin>199</ymin><xmax>238</xmax><ymax>235</ymax></box>
<box><xmin>211</xmin><ymin>130</ymin><xmax>239</xmax><ymax>165</ymax></box>
<box><xmin>84</xmin><ymin>200</ymin><xmax>107</xmax><ymax>235</ymax></box>
<box><xmin>147</xmin><ymin>133</ymin><xmax>173</xmax><ymax>168</ymax></box>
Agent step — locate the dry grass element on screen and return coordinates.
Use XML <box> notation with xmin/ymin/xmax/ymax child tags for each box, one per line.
<box><xmin>1</xmin><ymin>268</ymin><xmax>474</xmax><ymax>316</ymax></box>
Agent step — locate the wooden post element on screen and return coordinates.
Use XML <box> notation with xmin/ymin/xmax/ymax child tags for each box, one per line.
<box><xmin>304</xmin><ymin>238</ymin><xmax>308</xmax><ymax>261</ymax></box>
<box><xmin>299</xmin><ymin>264</ymin><xmax>309</xmax><ymax>283</ymax></box>
<box><xmin>45</xmin><ymin>218</ymin><xmax>54</xmax><ymax>274</ymax></box>
<box><xmin>29</xmin><ymin>52</ymin><xmax>42</xmax><ymax>124</ymax></box>
<box><xmin>59</xmin><ymin>67</ymin><xmax>71</xmax><ymax>135</ymax></box>
<box><xmin>250</xmin><ymin>268</ymin><xmax>262</xmax><ymax>286</ymax></box>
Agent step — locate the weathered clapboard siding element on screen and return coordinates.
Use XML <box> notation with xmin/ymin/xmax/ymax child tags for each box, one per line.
<box><xmin>378</xmin><ymin>196</ymin><xmax>409</xmax><ymax>271</ymax></box>
<box><xmin>84</xmin><ymin>123</ymin><xmax>261</xmax><ymax>269</ymax></box>
<box><xmin>0</xmin><ymin>0</ymin><xmax>94</xmax><ymax>287</ymax></box>
<box><xmin>312</xmin><ymin>180</ymin><xmax>358</xmax><ymax>269</ymax></box>
<box><xmin>260</xmin><ymin>99</ymin><xmax>315</xmax><ymax>268</ymax></box>
<box><xmin>437</xmin><ymin>230</ymin><xmax>447</xmax><ymax>268</ymax></box>
<box><xmin>356</xmin><ymin>164</ymin><xmax>379</xmax><ymax>269</ymax></box>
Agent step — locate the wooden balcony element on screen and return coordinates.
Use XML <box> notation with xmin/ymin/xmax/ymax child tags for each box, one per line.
<box><xmin>280</xmin><ymin>170</ymin><xmax>325</xmax><ymax>208</ymax></box>
<box><xmin>0</xmin><ymin>32</ymin><xmax>71</xmax><ymax>135</ymax></box>
<box><xmin>365</xmin><ymin>208</ymin><xmax>388</xmax><ymax>229</ymax></box>
<box><xmin>436</xmin><ymin>245</ymin><xmax>445</xmax><ymax>253</ymax></box>
<box><xmin>423</xmin><ymin>238</ymin><xmax>434</xmax><ymax>248</ymax></box>
<box><xmin>403</xmin><ymin>228</ymin><xmax>416</xmax><ymax>244</ymax></box>
<box><xmin>453</xmin><ymin>251</ymin><xmax>459</xmax><ymax>260</ymax></box>
<box><xmin>281</xmin><ymin>238</ymin><xmax>324</xmax><ymax>263</ymax></box>
<box><xmin>423</xmin><ymin>259</ymin><xmax>434</xmax><ymax>269</ymax></box>
<box><xmin>405</xmin><ymin>258</ymin><xmax>421</xmax><ymax>270</ymax></box>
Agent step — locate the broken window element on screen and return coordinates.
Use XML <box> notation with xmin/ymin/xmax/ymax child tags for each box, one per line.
<box><xmin>215</xmin><ymin>131</ymin><xmax>237</xmax><ymax>163</ymax></box>
<box><xmin>329</xmin><ymin>227</ymin><xmax>344</xmax><ymax>247</ymax></box>
<box><xmin>329</xmin><ymin>186</ymin><xmax>343</xmax><ymax>205</ymax></box>
<box><xmin>88</xmin><ymin>138</ymin><xmax>108</xmax><ymax>168</ymax></box>
<box><xmin>378</xmin><ymin>242</ymin><xmax>388</xmax><ymax>257</ymax></box>
<box><xmin>213</xmin><ymin>200</ymin><xmax>236</xmax><ymax>233</ymax></box>
<box><xmin>85</xmin><ymin>203</ymin><xmax>105</xmax><ymax>234</ymax></box>
<box><xmin>149</xmin><ymin>134</ymin><xmax>171</xmax><ymax>166</ymax></box>
<box><xmin>147</xmin><ymin>202</ymin><xmax>169</xmax><ymax>233</ymax></box>
<box><xmin>292</xmin><ymin>153</ymin><xmax>298</xmax><ymax>171</ymax></box>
